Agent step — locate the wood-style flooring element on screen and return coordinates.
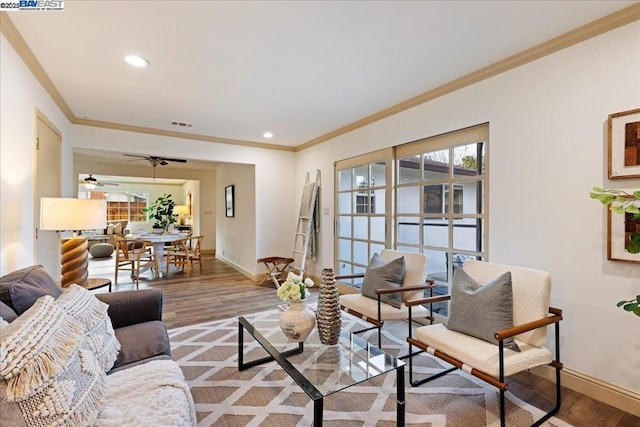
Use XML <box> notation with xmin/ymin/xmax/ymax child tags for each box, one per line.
<box><xmin>88</xmin><ymin>256</ymin><xmax>639</xmax><ymax>427</ymax></box>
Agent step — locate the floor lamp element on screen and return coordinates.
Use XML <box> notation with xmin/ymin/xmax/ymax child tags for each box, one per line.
<box><xmin>40</xmin><ymin>198</ymin><xmax>107</xmax><ymax>288</ymax></box>
<box><xmin>173</xmin><ymin>205</ymin><xmax>190</xmax><ymax>225</ymax></box>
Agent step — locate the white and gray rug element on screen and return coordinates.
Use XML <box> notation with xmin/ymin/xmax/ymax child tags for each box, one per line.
<box><xmin>168</xmin><ymin>312</ymin><xmax>571</xmax><ymax>427</ymax></box>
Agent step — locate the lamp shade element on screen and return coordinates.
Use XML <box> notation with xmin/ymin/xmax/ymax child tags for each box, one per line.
<box><xmin>173</xmin><ymin>205</ymin><xmax>189</xmax><ymax>215</ymax></box>
<box><xmin>40</xmin><ymin>198</ymin><xmax>107</xmax><ymax>231</ymax></box>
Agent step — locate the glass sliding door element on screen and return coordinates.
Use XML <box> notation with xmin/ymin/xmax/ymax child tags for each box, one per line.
<box><xmin>333</xmin><ymin>124</ymin><xmax>488</xmax><ymax>303</ymax></box>
<box><xmin>396</xmin><ymin>124</ymin><xmax>488</xmax><ymax>316</ymax></box>
<box><xmin>335</xmin><ymin>149</ymin><xmax>393</xmax><ymax>288</ymax></box>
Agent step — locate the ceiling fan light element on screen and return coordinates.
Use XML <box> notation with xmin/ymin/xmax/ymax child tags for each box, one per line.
<box><xmin>84</xmin><ymin>182</ymin><xmax>97</xmax><ymax>190</ymax></box>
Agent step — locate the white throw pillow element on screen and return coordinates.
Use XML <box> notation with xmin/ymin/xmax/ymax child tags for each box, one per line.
<box><xmin>55</xmin><ymin>284</ymin><xmax>121</xmax><ymax>372</ymax></box>
<box><xmin>0</xmin><ymin>296</ymin><xmax>105</xmax><ymax>426</ymax></box>
<box><xmin>112</xmin><ymin>222</ymin><xmax>122</xmax><ymax>235</ymax></box>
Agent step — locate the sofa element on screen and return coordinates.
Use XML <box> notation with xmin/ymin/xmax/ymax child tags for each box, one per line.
<box><xmin>0</xmin><ymin>265</ymin><xmax>196</xmax><ymax>426</ymax></box>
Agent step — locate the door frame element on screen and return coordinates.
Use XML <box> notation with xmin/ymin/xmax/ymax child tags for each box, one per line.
<box><xmin>34</xmin><ymin>109</ymin><xmax>62</xmax><ymax>265</ymax></box>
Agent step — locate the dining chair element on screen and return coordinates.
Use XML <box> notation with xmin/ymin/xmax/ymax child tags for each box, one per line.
<box><xmin>114</xmin><ymin>237</ymin><xmax>158</xmax><ymax>288</ymax></box>
<box><xmin>165</xmin><ymin>235</ymin><xmax>203</xmax><ymax>277</ymax></box>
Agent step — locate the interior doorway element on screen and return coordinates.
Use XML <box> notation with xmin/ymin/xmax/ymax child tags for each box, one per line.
<box><xmin>34</xmin><ymin>112</ymin><xmax>61</xmax><ymax>277</ymax></box>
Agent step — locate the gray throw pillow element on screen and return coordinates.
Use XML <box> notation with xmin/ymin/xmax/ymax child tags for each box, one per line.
<box><xmin>0</xmin><ymin>301</ymin><xmax>18</xmax><ymax>323</ymax></box>
<box><xmin>446</xmin><ymin>268</ymin><xmax>520</xmax><ymax>352</ymax></box>
<box><xmin>361</xmin><ymin>253</ymin><xmax>405</xmax><ymax>309</ymax></box>
<box><xmin>0</xmin><ymin>265</ymin><xmax>63</xmax><ymax>315</ymax></box>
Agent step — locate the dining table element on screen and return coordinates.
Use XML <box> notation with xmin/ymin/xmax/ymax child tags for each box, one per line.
<box><xmin>136</xmin><ymin>233</ymin><xmax>186</xmax><ymax>277</ymax></box>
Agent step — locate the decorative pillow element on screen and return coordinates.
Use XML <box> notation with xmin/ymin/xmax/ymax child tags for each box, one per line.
<box><xmin>106</xmin><ymin>224</ymin><xmax>115</xmax><ymax>235</ymax></box>
<box><xmin>112</xmin><ymin>222</ymin><xmax>122</xmax><ymax>235</ymax></box>
<box><xmin>446</xmin><ymin>269</ymin><xmax>520</xmax><ymax>352</ymax></box>
<box><xmin>361</xmin><ymin>253</ymin><xmax>406</xmax><ymax>309</ymax></box>
<box><xmin>0</xmin><ymin>265</ymin><xmax>63</xmax><ymax>315</ymax></box>
<box><xmin>0</xmin><ymin>295</ymin><xmax>105</xmax><ymax>427</ymax></box>
<box><xmin>0</xmin><ymin>301</ymin><xmax>17</xmax><ymax>323</ymax></box>
<box><xmin>55</xmin><ymin>285</ymin><xmax>121</xmax><ymax>372</ymax></box>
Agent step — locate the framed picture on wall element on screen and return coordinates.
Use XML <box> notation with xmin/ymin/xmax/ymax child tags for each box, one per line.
<box><xmin>608</xmin><ymin>108</ymin><xmax>640</xmax><ymax>179</ymax></box>
<box><xmin>607</xmin><ymin>191</ymin><xmax>640</xmax><ymax>263</ymax></box>
<box><xmin>225</xmin><ymin>185</ymin><xmax>234</xmax><ymax>218</ymax></box>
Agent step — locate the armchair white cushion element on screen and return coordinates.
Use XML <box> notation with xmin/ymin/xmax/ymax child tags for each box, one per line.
<box><xmin>340</xmin><ymin>249</ymin><xmax>431</xmax><ymax>321</ymax></box>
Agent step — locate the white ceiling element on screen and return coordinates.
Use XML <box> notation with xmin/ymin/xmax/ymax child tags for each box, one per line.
<box><xmin>7</xmin><ymin>1</ymin><xmax>636</xmax><ymax>149</ymax></box>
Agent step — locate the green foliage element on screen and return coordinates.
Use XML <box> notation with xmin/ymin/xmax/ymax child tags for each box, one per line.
<box><xmin>143</xmin><ymin>194</ymin><xmax>177</xmax><ymax>231</ymax></box>
<box><xmin>616</xmin><ymin>295</ymin><xmax>640</xmax><ymax>317</ymax></box>
<box><xmin>591</xmin><ymin>187</ymin><xmax>640</xmax><ymax>317</ymax></box>
<box><xmin>590</xmin><ymin>187</ymin><xmax>640</xmax><ymax>254</ymax></box>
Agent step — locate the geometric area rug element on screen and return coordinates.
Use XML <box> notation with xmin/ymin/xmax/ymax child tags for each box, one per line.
<box><xmin>168</xmin><ymin>310</ymin><xmax>572</xmax><ymax>427</ymax></box>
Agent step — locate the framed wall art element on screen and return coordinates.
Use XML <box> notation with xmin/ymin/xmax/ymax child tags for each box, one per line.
<box><xmin>608</xmin><ymin>107</ymin><xmax>640</xmax><ymax>179</ymax></box>
<box><xmin>225</xmin><ymin>185</ymin><xmax>235</xmax><ymax>218</ymax></box>
<box><xmin>607</xmin><ymin>191</ymin><xmax>640</xmax><ymax>263</ymax></box>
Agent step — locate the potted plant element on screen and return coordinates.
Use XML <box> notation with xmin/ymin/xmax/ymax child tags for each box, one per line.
<box><xmin>143</xmin><ymin>193</ymin><xmax>177</xmax><ymax>233</ymax></box>
<box><xmin>590</xmin><ymin>187</ymin><xmax>640</xmax><ymax>317</ymax></box>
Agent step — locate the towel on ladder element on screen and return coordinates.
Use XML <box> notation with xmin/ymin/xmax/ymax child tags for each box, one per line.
<box><xmin>299</xmin><ymin>182</ymin><xmax>319</xmax><ymax>260</ymax></box>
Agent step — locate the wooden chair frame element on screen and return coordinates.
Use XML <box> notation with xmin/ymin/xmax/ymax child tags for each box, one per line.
<box><xmin>114</xmin><ymin>238</ymin><xmax>157</xmax><ymax>288</ymax></box>
<box><xmin>257</xmin><ymin>256</ymin><xmax>295</xmax><ymax>287</ymax></box>
<box><xmin>165</xmin><ymin>235</ymin><xmax>203</xmax><ymax>278</ymax></box>
<box><xmin>406</xmin><ymin>293</ymin><xmax>563</xmax><ymax>427</ymax></box>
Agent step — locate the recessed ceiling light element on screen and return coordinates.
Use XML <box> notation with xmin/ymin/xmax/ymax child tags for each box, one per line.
<box><xmin>263</xmin><ymin>132</ymin><xmax>273</xmax><ymax>139</ymax></box>
<box><xmin>125</xmin><ymin>54</ymin><xmax>150</xmax><ymax>68</ymax></box>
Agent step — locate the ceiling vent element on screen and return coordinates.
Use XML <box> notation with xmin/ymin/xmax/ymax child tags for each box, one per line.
<box><xmin>171</xmin><ymin>121</ymin><xmax>193</xmax><ymax>128</ymax></box>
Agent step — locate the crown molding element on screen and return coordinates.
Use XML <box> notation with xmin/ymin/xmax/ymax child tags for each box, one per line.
<box><xmin>3</xmin><ymin>4</ymin><xmax>639</xmax><ymax>154</ymax></box>
<box><xmin>73</xmin><ymin>118</ymin><xmax>295</xmax><ymax>152</ymax></box>
<box><xmin>0</xmin><ymin>12</ymin><xmax>75</xmax><ymax>122</ymax></box>
<box><xmin>295</xmin><ymin>2</ymin><xmax>640</xmax><ymax>152</ymax></box>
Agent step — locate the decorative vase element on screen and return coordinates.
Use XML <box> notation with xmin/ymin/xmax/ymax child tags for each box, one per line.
<box><xmin>316</xmin><ymin>268</ymin><xmax>342</xmax><ymax>345</ymax></box>
<box><xmin>279</xmin><ymin>298</ymin><xmax>316</xmax><ymax>342</ymax></box>
<box><xmin>152</xmin><ymin>228</ymin><xmax>164</xmax><ymax>235</ymax></box>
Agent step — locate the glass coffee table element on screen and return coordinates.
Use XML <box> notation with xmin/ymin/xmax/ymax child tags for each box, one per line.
<box><xmin>238</xmin><ymin>309</ymin><xmax>405</xmax><ymax>426</ymax></box>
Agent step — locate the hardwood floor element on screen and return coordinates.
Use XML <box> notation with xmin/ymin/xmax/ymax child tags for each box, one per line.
<box><xmin>88</xmin><ymin>256</ymin><xmax>639</xmax><ymax>427</ymax></box>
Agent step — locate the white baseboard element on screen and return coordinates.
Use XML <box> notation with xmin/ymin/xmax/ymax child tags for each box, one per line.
<box><xmin>531</xmin><ymin>365</ymin><xmax>640</xmax><ymax>417</ymax></box>
<box><xmin>217</xmin><ymin>256</ymin><xmax>259</xmax><ymax>281</ymax></box>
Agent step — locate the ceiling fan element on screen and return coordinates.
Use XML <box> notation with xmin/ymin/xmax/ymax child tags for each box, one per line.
<box><xmin>122</xmin><ymin>154</ymin><xmax>188</xmax><ymax>179</ymax></box>
<box><xmin>83</xmin><ymin>174</ymin><xmax>119</xmax><ymax>190</ymax></box>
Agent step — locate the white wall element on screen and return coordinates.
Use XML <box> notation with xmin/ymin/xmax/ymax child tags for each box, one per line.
<box><xmin>216</xmin><ymin>163</ymin><xmax>256</xmax><ymax>276</ymax></box>
<box><xmin>296</xmin><ymin>22</ymin><xmax>640</xmax><ymax>393</ymax></box>
<box><xmin>0</xmin><ymin>35</ymin><xmax>73</xmax><ymax>274</ymax></box>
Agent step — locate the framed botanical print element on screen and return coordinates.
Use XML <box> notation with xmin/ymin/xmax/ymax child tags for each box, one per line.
<box><xmin>608</xmin><ymin>108</ymin><xmax>640</xmax><ymax>179</ymax></box>
<box><xmin>225</xmin><ymin>185</ymin><xmax>234</xmax><ymax>218</ymax></box>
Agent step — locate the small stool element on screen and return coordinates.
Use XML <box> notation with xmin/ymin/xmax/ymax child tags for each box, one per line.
<box><xmin>257</xmin><ymin>256</ymin><xmax>294</xmax><ymax>287</ymax></box>
<box><xmin>90</xmin><ymin>243</ymin><xmax>115</xmax><ymax>259</ymax></box>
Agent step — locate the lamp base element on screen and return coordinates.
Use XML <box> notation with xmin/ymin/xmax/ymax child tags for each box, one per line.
<box><xmin>60</xmin><ymin>236</ymin><xmax>89</xmax><ymax>287</ymax></box>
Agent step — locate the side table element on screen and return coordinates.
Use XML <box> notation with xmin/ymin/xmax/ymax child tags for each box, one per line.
<box><xmin>83</xmin><ymin>277</ymin><xmax>112</xmax><ymax>292</ymax></box>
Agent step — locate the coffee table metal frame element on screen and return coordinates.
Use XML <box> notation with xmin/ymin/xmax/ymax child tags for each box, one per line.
<box><xmin>238</xmin><ymin>312</ymin><xmax>405</xmax><ymax>426</ymax></box>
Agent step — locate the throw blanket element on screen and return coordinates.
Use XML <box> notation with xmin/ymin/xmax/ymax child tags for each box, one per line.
<box><xmin>299</xmin><ymin>182</ymin><xmax>319</xmax><ymax>261</ymax></box>
<box><xmin>96</xmin><ymin>360</ymin><xmax>196</xmax><ymax>427</ymax></box>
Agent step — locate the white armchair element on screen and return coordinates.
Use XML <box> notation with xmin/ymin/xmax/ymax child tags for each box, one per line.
<box><xmin>338</xmin><ymin>249</ymin><xmax>435</xmax><ymax>349</ymax></box>
<box><xmin>406</xmin><ymin>260</ymin><xmax>563</xmax><ymax>427</ymax></box>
